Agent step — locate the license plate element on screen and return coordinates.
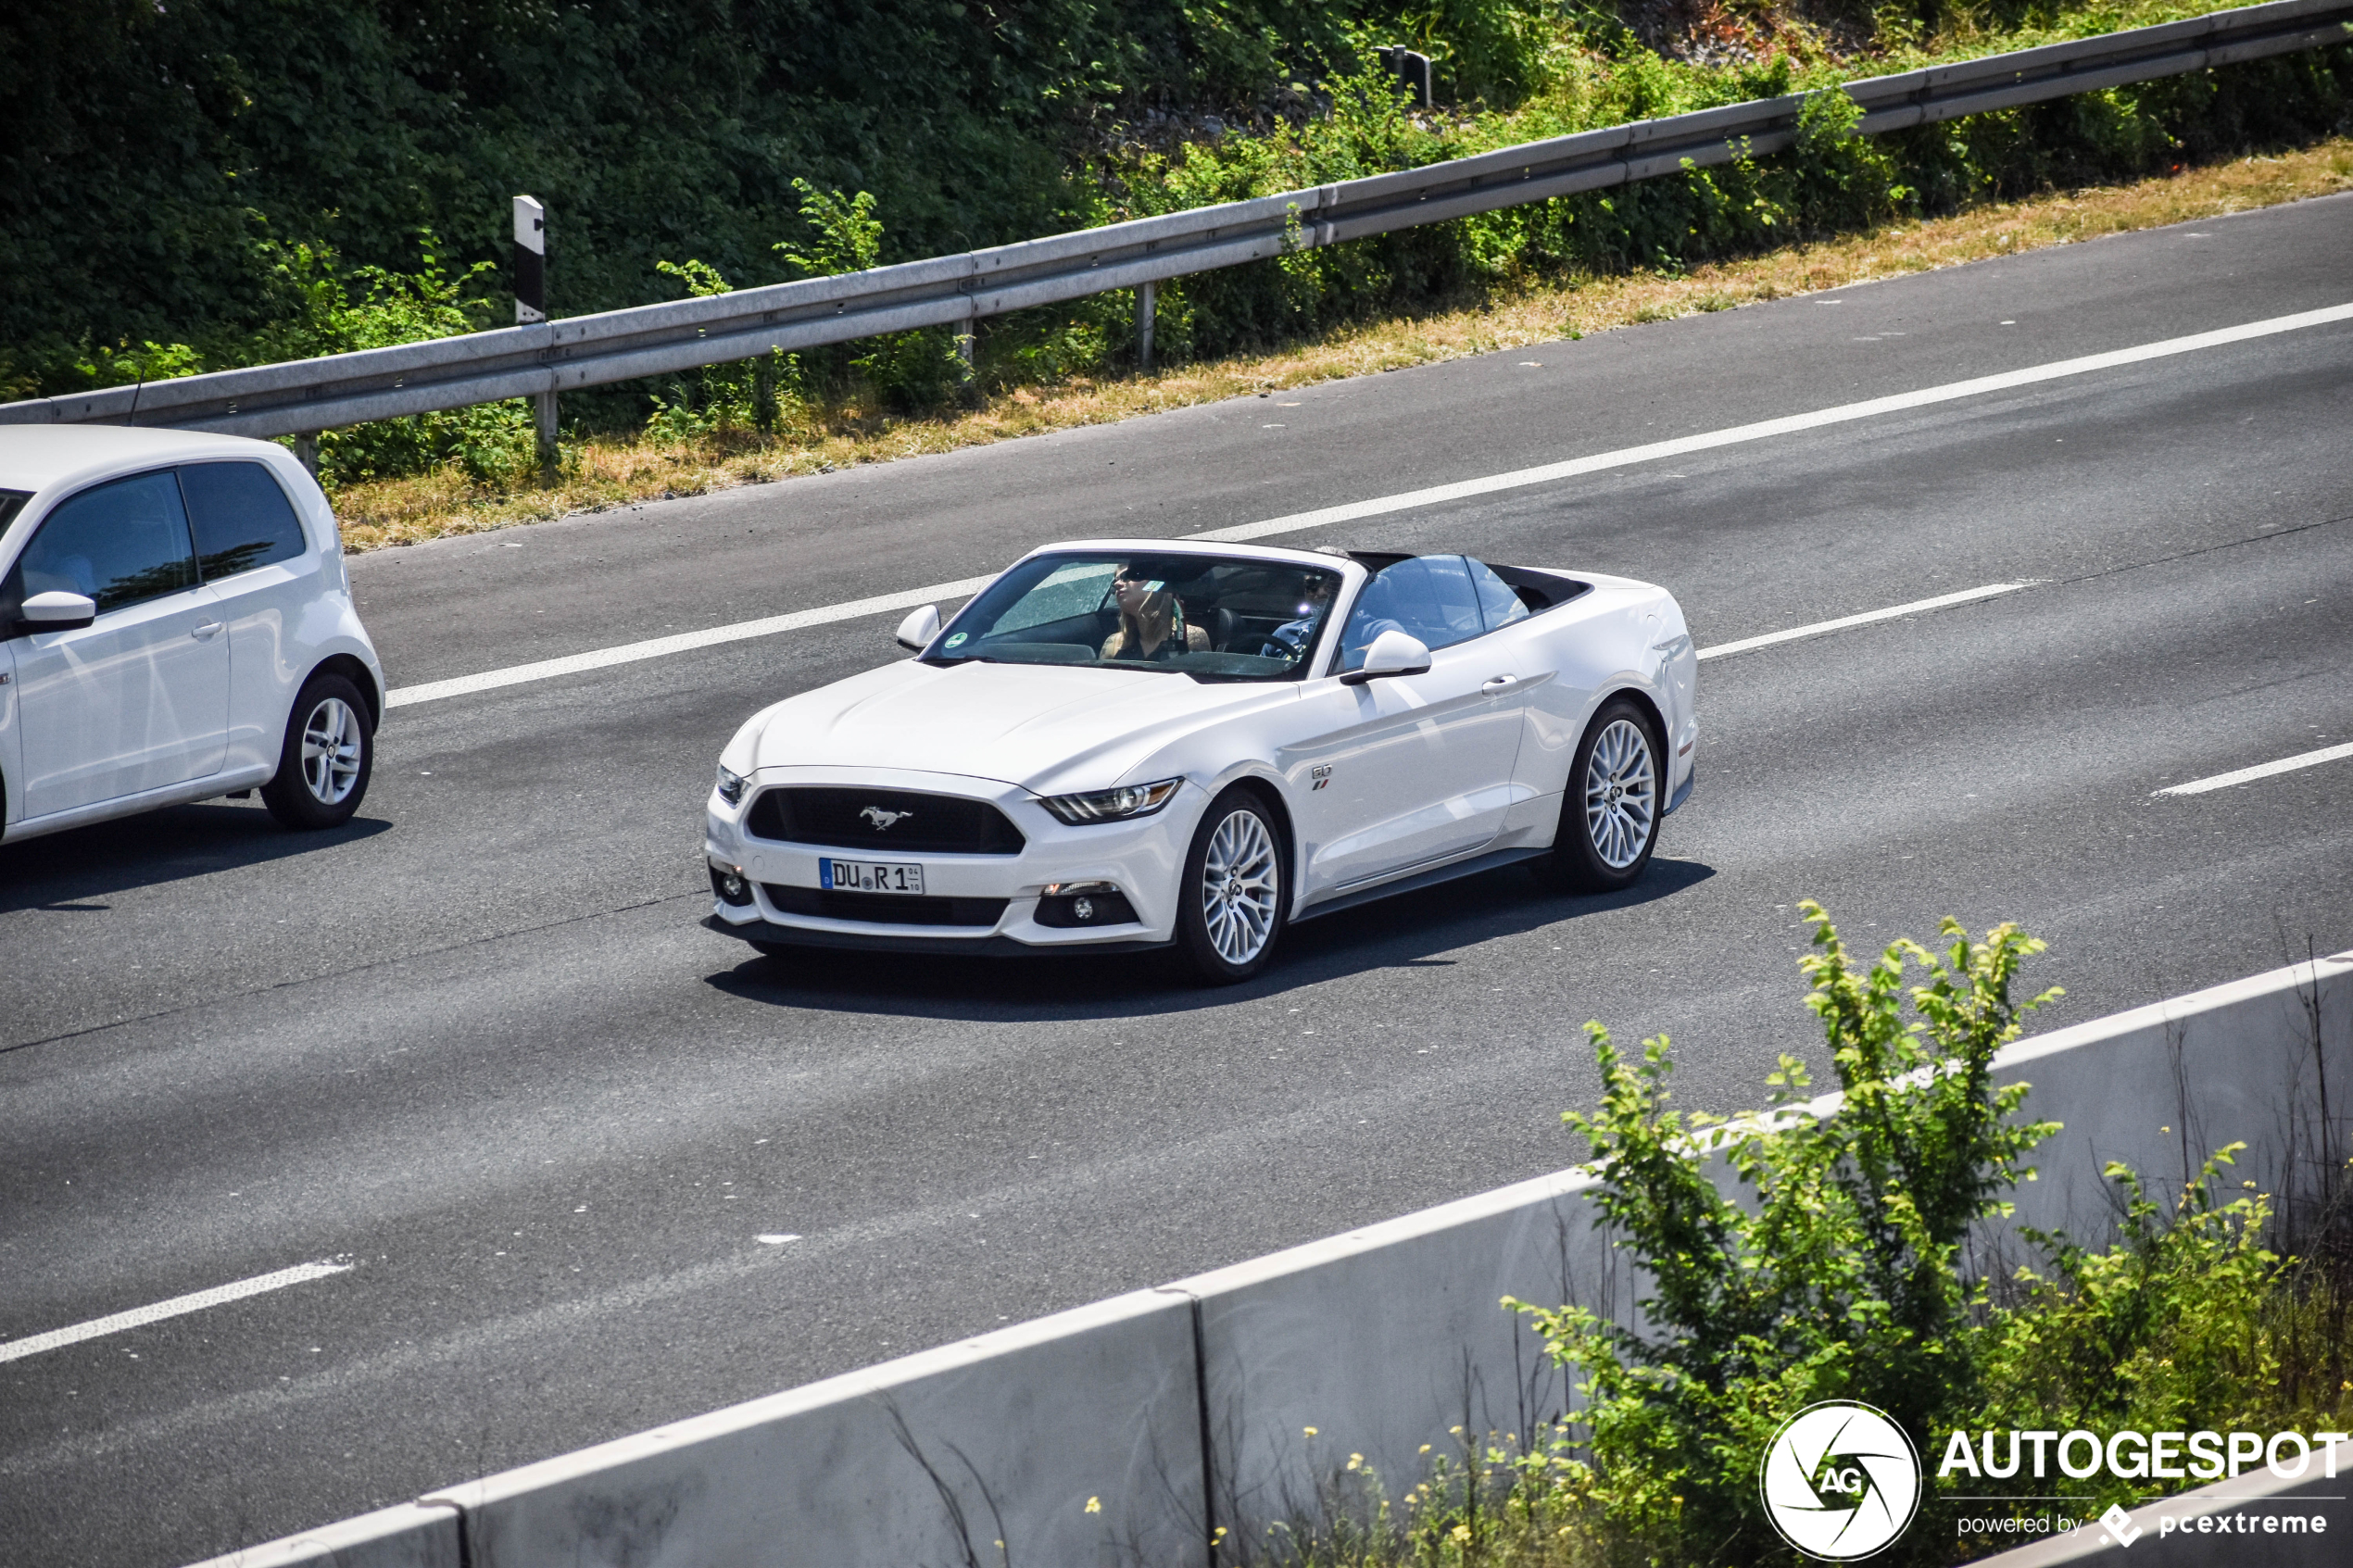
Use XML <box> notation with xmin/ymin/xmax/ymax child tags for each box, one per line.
<box><xmin>820</xmin><ymin>858</ymin><xmax>925</xmax><ymax>895</ymax></box>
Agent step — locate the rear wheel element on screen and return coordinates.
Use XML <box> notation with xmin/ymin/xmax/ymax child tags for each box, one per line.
<box><xmin>1536</xmin><ymin>697</ymin><xmax>1662</xmax><ymax>894</ymax></box>
<box><xmin>261</xmin><ymin>673</ymin><xmax>373</xmax><ymax>830</ymax></box>
<box><xmin>1176</xmin><ymin>787</ymin><xmax>1287</xmax><ymax>985</ymax></box>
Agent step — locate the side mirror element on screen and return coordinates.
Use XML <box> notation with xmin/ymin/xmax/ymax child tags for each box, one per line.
<box><xmin>1340</xmin><ymin>628</ymin><xmax>1431</xmax><ymax>685</ymax></box>
<box><xmin>895</xmin><ymin>604</ymin><xmax>941</xmax><ymax>653</ymax></box>
<box><xmin>20</xmin><ymin>591</ymin><xmax>96</xmax><ymax>633</ymax></box>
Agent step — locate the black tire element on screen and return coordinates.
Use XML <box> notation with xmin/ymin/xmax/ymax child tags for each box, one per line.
<box><xmin>1176</xmin><ymin>785</ymin><xmax>1289</xmax><ymax>985</ymax></box>
<box><xmin>1535</xmin><ymin>696</ymin><xmax>1664</xmax><ymax>894</ymax></box>
<box><xmin>260</xmin><ymin>672</ymin><xmax>374</xmax><ymax>830</ymax></box>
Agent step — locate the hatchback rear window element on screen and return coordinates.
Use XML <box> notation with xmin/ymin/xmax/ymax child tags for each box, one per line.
<box><xmin>180</xmin><ymin>461</ymin><xmax>308</xmax><ymax>580</ymax></box>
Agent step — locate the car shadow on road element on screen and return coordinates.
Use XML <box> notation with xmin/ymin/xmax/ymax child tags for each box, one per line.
<box><xmin>702</xmin><ymin>856</ymin><xmax>1717</xmax><ymax>1022</ymax></box>
<box><xmin>0</xmin><ymin>804</ymin><xmax>393</xmax><ymax>914</ymax></box>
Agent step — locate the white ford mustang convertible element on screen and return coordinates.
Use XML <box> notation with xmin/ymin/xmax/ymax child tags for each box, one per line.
<box><xmin>705</xmin><ymin>540</ymin><xmax>1696</xmax><ymax>983</ymax></box>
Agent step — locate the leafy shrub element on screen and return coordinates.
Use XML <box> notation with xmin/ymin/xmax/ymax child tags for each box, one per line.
<box><xmin>1510</xmin><ymin>903</ymin><xmax>2060</xmax><ymax>1562</ymax></box>
<box><xmin>1280</xmin><ymin>911</ymin><xmax>2353</xmax><ymax>1568</ymax></box>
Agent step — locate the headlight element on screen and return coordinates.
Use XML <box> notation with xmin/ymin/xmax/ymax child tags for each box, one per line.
<box><xmin>715</xmin><ymin>764</ymin><xmax>749</xmax><ymax>805</ymax></box>
<box><xmin>1038</xmin><ymin>778</ymin><xmax>1181</xmax><ymax>825</ymax></box>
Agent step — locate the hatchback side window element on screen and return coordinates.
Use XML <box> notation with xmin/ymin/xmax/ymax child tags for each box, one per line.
<box><xmin>1467</xmin><ymin>558</ymin><xmax>1530</xmax><ymax>631</ymax></box>
<box><xmin>1339</xmin><ymin>555</ymin><xmax>1487</xmax><ymax>670</ymax></box>
<box><xmin>180</xmin><ymin>461</ymin><xmax>308</xmax><ymax>581</ymax></box>
<box><xmin>7</xmin><ymin>470</ymin><xmax>199</xmax><ymax>614</ymax></box>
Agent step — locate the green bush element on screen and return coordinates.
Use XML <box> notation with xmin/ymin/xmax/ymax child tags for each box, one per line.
<box><xmin>1279</xmin><ymin>910</ymin><xmax>2351</xmax><ymax>1567</ymax></box>
<box><xmin>1510</xmin><ymin>903</ymin><xmax>2060</xmax><ymax>1562</ymax></box>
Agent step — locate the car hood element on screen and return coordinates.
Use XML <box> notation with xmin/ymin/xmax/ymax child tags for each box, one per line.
<box><xmin>745</xmin><ymin>658</ymin><xmax>1292</xmax><ymax>792</ymax></box>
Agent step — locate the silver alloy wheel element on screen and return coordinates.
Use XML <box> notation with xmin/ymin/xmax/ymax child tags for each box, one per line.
<box><xmin>1200</xmin><ymin>808</ymin><xmax>1279</xmax><ymax>966</ymax></box>
<box><xmin>299</xmin><ymin>697</ymin><xmax>364</xmax><ymax>805</ymax></box>
<box><xmin>1582</xmin><ymin>717</ymin><xmax>1657</xmax><ymax>871</ymax></box>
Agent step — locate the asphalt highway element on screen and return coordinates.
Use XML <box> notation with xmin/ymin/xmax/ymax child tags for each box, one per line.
<box><xmin>3</xmin><ymin>192</ymin><xmax>2350</xmax><ymax>1568</ymax></box>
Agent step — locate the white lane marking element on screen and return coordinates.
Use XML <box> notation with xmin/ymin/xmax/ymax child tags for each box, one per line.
<box><xmin>1191</xmin><ymin>302</ymin><xmax>2353</xmax><ymax>544</ymax></box>
<box><xmin>1696</xmin><ymin>583</ymin><xmax>2032</xmax><ymax>661</ymax></box>
<box><xmin>383</xmin><ymin>577</ymin><xmax>995</xmax><ymax>709</ymax></box>
<box><xmin>0</xmin><ymin>1259</ymin><xmax>353</xmax><ymax>1364</ymax></box>
<box><xmin>382</xmin><ymin>301</ymin><xmax>2353</xmax><ymax>708</ymax></box>
<box><xmin>2155</xmin><ymin>740</ymin><xmax>2353</xmax><ymax>797</ymax></box>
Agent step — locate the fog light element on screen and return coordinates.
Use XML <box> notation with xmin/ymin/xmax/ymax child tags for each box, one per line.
<box><xmin>710</xmin><ymin>863</ymin><xmax>754</xmax><ymax>907</ymax></box>
<box><xmin>1037</xmin><ymin>881</ymin><xmax>1138</xmax><ymax>928</ymax></box>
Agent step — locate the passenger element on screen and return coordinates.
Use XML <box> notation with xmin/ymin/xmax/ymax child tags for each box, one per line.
<box><xmin>1101</xmin><ymin>563</ymin><xmax>1208</xmax><ymax>661</ymax></box>
<box><xmin>1259</xmin><ymin>574</ymin><xmax>1336</xmax><ymax>662</ymax></box>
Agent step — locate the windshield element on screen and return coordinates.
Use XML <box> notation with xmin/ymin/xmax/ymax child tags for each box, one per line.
<box><xmin>930</xmin><ymin>551</ymin><xmax>1345</xmax><ymax>682</ymax></box>
<box><xmin>0</xmin><ymin>492</ymin><xmax>26</xmax><ymax>539</ymax></box>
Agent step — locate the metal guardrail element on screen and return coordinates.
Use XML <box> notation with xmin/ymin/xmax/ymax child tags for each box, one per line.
<box><xmin>4</xmin><ymin>0</ymin><xmax>2346</xmax><ymax>444</ymax></box>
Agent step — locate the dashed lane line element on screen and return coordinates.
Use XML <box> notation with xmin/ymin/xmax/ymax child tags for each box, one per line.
<box><xmin>1694</xmin><ymin>583</ymin><xmax>2032</xmax><ymax>661</ymax></box>
<box><xmin>0</xmin><ymin>1260</ymin><xmax>354</xmax><ymax>1364</ymax></box>
<box><xmin>2155</xmin><ymin>740</ymin><xmax>2353</xmax><ymax>797</ymax></box>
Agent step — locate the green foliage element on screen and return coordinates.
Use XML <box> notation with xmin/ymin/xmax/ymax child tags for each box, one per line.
<box><xmin>1279</xmin><ymin>910</ymin><xmax>2353</xmax><ymax>1568</ymax></box>
<box><xmin>280</xmin><ymin>237</ymin><xmax>538</xmax><ymax>487</ymax></box>
<box><xmin>776</xmin><ymin>180</ymin><xmax>886</xmax><ymax>280</ymax></box>
<box><xmin>1966</xmin><ymin>1148</ymin><xmax>2287</xmax><ymax>1516</ymax></box>
<box><xmin>6</xmin><ymin>0</ymin><xmax>2344</xmax><ymax>475</ymax></box>
<box><xmin>1511</xmin><ymin>903</ymin><xmax>2059</xmax><ymax>1562</ymax></box>
<box><xmin>647</xmin><ymin>257</ymin><xmax>795</xmax><ymax>440</ymax></box>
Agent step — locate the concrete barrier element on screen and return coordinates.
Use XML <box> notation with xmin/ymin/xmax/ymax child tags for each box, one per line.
<box><xmin>1174</xmin><ymin>1168</ymin><xmax>1606</xmax><ymax>1545</ymax></box>
<box><xmin>188</xmin><ymin>951</ymin><xmax>2349</xmax><ymax>1568</ymax></box>
<box><xmin>186</xmin><ymin>1503</ymin><xmax>460</xmax><ymax>1568</ymax></box>
<box><xmin>434</xmin><ymin>1287</ymin><xmax>1202</xmax><ymax>1568</ymax></box>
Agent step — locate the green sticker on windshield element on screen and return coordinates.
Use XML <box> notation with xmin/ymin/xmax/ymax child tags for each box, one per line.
<box><xmin>945</xmin><ymin>632</ymin><xmax>967</xmax><ymax>647</ymax></box>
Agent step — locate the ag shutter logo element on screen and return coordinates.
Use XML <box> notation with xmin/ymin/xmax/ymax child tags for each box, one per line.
<box><xmin>1760</xmin><ymin>1401</ymin><xmax>1923</xmax><ymax>1560</ymax></box>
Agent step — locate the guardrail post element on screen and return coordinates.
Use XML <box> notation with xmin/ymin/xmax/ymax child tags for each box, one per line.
<box><xmin>1138</xmin><ymin>281</ymin><xmax>1157</xmax><ymax>373</ymax></box>
<box><xmin>515</xmin><ymin>195</ymin><xmax>559</xmax><ymax>482</ymax></box>
<box><xmin>512</xmin><ymin>196</ymin><xmax>547</xmax><ymax>326</ymax></box>
<box><xmin>1377</xmin><ymin>46</ymin><xmax>1433</xmax><ymax>108</ymax></box>
<box><xmin>534</xmin><ymin>389</ymin><xmax>558</xmax><ymax>482</ymax></box>
<box><xmin>293</xmin><ymin>433</ymin><xmax>321</xmax><ymax>479</ymax></box>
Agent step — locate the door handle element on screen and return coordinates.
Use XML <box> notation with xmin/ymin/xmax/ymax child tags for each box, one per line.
<box><xmin>1481</xmin><ymin>674</ymin><xmax>1519</xmax><ymax>693</ymax></box>
<box><xmin>192</xmin><ymin>621</ymin><xmax>224</xmax><ymax>640</ymax></box>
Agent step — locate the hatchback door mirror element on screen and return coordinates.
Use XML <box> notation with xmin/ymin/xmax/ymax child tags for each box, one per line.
<box><xmin>20</xmin><ymin>591</ymin><xmax>96</xmax><ymax>633</ymax></box>
<box><xmin>896</xmin><ymin>604</ymin><xmax>942</xmax><ymax>653</ymax></box>
<box><xmin>1340</xmin><ymin>628</ymin><xmax>1431</xmax><ymax>685</ymax></box>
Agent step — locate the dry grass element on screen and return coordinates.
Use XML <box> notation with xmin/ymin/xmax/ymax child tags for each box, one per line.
<box><xmin>333</xmin><ymin>138</ymin><xmax>2353</xmax><ymax>553</ymax></box>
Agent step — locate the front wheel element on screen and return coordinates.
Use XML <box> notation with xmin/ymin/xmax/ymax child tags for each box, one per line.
<box><xmin>1535</xmin><ymin>697</ymin><xmax>1662</xmax><ymax>894</ymax></box>
<box><xmin>261</xmin><ymin>673</ymin><xmax>374</xmax><ymax>829</ymax></box>
<box><xmin>1176</xmin><ymin>787</ymin><xmax>1288</xmax><ymax>985</ymax></box>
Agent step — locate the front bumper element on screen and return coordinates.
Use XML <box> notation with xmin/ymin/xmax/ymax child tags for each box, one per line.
<box><xmin>704</xmin><ymin>766</ymin><xmax>1194</xmax><ymax>952</ymax></box>
<box><xmin>702</xmin><ymin>914</ymin><xmax>1169</xmax><ymax>958</ymax></box>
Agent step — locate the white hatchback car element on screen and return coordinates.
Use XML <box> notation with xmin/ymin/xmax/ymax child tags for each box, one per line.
<box><xmin>0</xmin><ymin>426</ymin><xmax>386</xmax><ymax>843</ymax></box>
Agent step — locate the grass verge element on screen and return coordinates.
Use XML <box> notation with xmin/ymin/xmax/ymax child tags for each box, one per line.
<box><xmin>331</xmin><ymin>137</ymin><xmax>2353</xmax><ymax>554</ymax></box>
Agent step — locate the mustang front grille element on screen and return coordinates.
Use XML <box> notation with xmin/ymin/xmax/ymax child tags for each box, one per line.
<box><xmin>761</xmin><ymin>884</ymin><xmax>1009</xmax><ymax>928</ymax></box>
<box><xmin>744</xmin><ymin>787</ymin><xmax>1026</xmax><ymax>855</ymax></box>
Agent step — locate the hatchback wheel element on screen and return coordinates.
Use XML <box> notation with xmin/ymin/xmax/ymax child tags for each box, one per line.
<box><xmin>261</xmin><ymin>673</ymin><xmax>374</xmax><ymax>829</ymax></box>
<box><xmin>1537</xmin><ymin>697</ymin><xmax>1662</xmax><ymax>893</ymax></box>
<box><xmin>1177</xmin><ymin>787</ymin><xmax>1287</xmax><ymax>985</ymax></box>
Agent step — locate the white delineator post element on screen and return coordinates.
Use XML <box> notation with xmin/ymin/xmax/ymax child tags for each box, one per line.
<box><xmin>513</xmin><ymin>194</ymin><xmax>556</xmax><ymax>478</ymax></box>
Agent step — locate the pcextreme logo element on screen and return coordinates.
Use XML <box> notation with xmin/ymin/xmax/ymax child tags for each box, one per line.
<box><xmin>1759</xmin><ymin>1401</ymin><xmax>1924</xmax><ymax>1561</ymax></box>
